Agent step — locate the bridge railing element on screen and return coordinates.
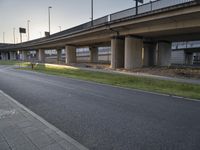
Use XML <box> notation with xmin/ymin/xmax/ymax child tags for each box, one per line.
<box><xmin>37</xmin><ymin>16</ymin><xmax>109</xmax><ymax>42</ymax></box>
<box><xmin>31</xmin><ymin>0</ymin><xmax>194</xmax><ymax>47</ymax></box>
<box><xmin>110</xmin><ymin>0</ymin><xmax>194</xmax><ymax>21</ymax></box>
<box><xmin>50</xmin><ymin>0</ymin><xmax>194</xmax><ymax>40</ymax></box>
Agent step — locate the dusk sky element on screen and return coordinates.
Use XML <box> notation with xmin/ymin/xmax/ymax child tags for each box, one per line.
<box><xmin>0</xmin><ymin>0</ymin><xmax>150</xmax><ymax>43</ymax></box>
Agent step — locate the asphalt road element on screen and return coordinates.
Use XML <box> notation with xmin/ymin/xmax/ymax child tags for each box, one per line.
<box><xmin>0</xmin><ymin>65</ymin><xmax>200</xmax><ymax>150</ymax></box>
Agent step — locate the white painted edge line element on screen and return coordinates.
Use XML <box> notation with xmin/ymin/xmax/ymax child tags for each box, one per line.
<box><xmin>0</xmin><ymin>90</ymin><xmax>89</xmax><ymax>150</ymax></box>
<box><xmin>46</xmin><ymin>74</ymin><xmax>200</xmax><ymax>102</ymax></box>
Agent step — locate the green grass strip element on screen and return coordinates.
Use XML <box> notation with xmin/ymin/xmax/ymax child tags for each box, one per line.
<box><xmin>0</xmin><ymin>60</ymin><xmax>30</xmax><ymax>66</ymax></box>
<box><xmin>20</xmin><ymin>63</ymin><xmax>200</xmax><ymax>100</ymax></box>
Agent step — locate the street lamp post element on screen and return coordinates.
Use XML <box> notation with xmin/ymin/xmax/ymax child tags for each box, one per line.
<box><xmin>13</xmin><ymin>28</ymin><xmax>16</xmax><ymax>44</ymax></box>
<box><xmin>135</xmin><ymin>0</ymin><xmax>138</xmax><ymax>15</ymax></box>
<box><xmin>134</xmin><ymin>0</ymin><xmax>143</xmax><ymax>15</ymax></box>
<box><xmin>58</xmin><ymin>26</ymin><xmax>61</xmax><ymax>32</ymax></box>
<box><xmin>91</xmin><ymin>0</ymin><xmax>93</xmax><ymax>26</ymax></box>
<box><xmin>27</xmin><ymin>20</ymin><xmax>30</xmax><ymax>41</ymax></box>
<box><xmin>48</xmin><ymin>6</ymin><xmax>52</xmax><ymax>35</ymax></box>
<box><xmin>2</xmin><ymin>32</ymin><xmax>4</xmax><ymax>43</ymax></box>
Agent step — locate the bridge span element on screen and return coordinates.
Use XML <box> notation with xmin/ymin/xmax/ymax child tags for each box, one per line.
<box><xmin>0</xmin><ymin>0</ymin><xmax>200</xmax><ymax>69</ymax></box>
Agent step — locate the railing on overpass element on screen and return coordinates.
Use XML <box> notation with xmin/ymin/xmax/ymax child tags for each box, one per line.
<box><xmin>0</xmin><ymin>0</ymin><xmax>196</xmax><ymax>50</ymax></box>
<box><xmin>110</xmin><ymin>0</ymin><xmax>193</xmax><ymax>21</ymax></box>
<box><xmin>49</xmin><ymin>16</ymin><xmax>109</xmax><ymax>39</ymax></box>
<box><xmin>50</xmin><ymin>0</ymin><xmax>195</xmax><ymax>39</ymax></box>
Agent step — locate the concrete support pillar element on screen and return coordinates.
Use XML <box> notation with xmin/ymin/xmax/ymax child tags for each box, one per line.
<box><xmin>9</xmin><ymin>52</ymin><xmax>13</xmax><ymax>60</ymax></box>
<box><xmin>35</xmin><ymin>50</ymin><xmax>39</xmax><ymax>60</ymax></box>
<box><xmin>125</xmin><ymin>36</ymin><xmax>143</xmax><ymax>69</ymax></box>
<box><xmin>89</xmin><ymin>47</ymin><xmax>98</xmax><ymax>63</ymax></box>
<box><xmin>9</xmin><ymin>52</ymin><xmax>15</xmax><ymax>60</ymax></box>
<box><xmin>143</xmin><ymin>43</ymin><xmax>157</xmax><ymax>66</ymax></box>
<box><xmin>1</xmin><ymin>52</ymin><xmax>6</xmax><ymax>60</ymax></box>
<box><xmin>156</xmin><ymin>42</ymin><xmax>172</xmax><ymax>66</ymax></box>
<box><xmin>56</xmin><ymin>49</ymin><xmax>62</xmax><ymax>64</ymax></box>
<box><xmin>185</xmin><ymin>52</ymin><xmax>194</xmax><ymax>65</ymax></box>
<box><xmin>22</xmin><ymin>51</ymin><xmax>28</xmax><ymax>61</ymax></box>
<box><xmin>12</xmin><ymin>52</ymin><xmax>17</xmax><ymax>60</ymax></box>
<box><xmin>65</xmin><ymin>46</ymin><xmax>76</xmax><ymax>64</ymax></box>
<box><xmin>38</xmin><ymin>49</ymin><xmax>45</xmax><ymax>63</ymax></box>
<box><xmin>1</xmin><ymin>52</ymin><xmax>8</xmax><ymax>60</ymax></box>
<box><xmin>111</xmin><ymin>37</ymin><xmax>125</xmax><ymax>69</ymax></box>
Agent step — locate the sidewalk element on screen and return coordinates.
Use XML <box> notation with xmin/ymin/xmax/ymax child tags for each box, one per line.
<box><xmin>0</xmin><ymin>90</ymin><xmax>88</xmax><ymax>150</ymax></box>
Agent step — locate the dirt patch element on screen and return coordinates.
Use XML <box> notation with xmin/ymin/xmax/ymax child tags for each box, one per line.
<box><xmin>122</xmin><ymin>67</ymin><xmax>200</xmax><ymax>79</ymax></box>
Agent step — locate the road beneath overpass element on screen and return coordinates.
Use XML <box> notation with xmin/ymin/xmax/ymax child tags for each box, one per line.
<box><xmin>0</xmin><ymin>66</ymin><xmax>200</xmax><ymax>150</ymax></box>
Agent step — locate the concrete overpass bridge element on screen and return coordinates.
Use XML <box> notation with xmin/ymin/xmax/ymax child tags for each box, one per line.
<box><xmin>0</xmin><ymin>0</ymin><xmax>200</xmax><ymax>69</ymax></box>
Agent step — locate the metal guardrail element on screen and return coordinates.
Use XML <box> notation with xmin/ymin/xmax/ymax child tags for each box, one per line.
<box><xmin>12</xmin><ymin>16</ymin><xmax>109</xmax><ymax>48</ymax></box>
<box><xmin>110</xmin><ymin>0</ymin><xmax>194</xmax><ymax>21</ymax></box>
<box><xmin>0</xmin><ymin>0</ymin><xmax>196</xmax><ymax>50</ymax></box>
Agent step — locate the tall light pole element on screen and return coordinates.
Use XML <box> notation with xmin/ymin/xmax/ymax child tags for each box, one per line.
<box><xmin>13</xmin><ymin>28</ymin><xmax>16</xmax><ymax>44</ymax></box>
<box><xmin>91</xmin><ymin>0</ymin><xmax>93</xmax><ymax>26</ymax></box>
<box><xmin>27</xmin><ymin>20</ymin><xmax>30</xmax><ymax>41</ymax></box>
<box><xmin>48</xmin><ymin>6</ymin><xmax>52</xmax><ymax>35</ymax></box>
<box><xmin>58</xmin><ymin>26</ymin><xmax>61</xmax><ymax>32</ymax></box>
<box><xmin>39</xmin><ymin>32</ymin><xmax>42</xmax><ymax>38</ymax></box>
<box><xmin>134</xmin><ymin>0</ymin><xmax>143</xmax><ymax>15</ymax></box>
<box><xmin>135</xmin><ymin>0</ymin><xmax>138</xmax><ymax>15</ymax></box>
<box><xmin>3</xmin><ymin>32</ymin><xmax>5</xmax><ymax>43</ymax></box>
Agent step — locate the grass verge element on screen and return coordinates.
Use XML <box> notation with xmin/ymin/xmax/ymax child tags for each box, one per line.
<box><xmin>19</xmin><ymin>63</ymin><xmax>200</xmax><ymax>100</ymax></box>
<box><xmin>0</xmin><ymin>60</ymin><xmax>30</xmax><ymax>66</ymax></box>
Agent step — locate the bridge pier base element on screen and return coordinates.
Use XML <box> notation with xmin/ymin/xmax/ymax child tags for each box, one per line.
<box><xmin>111</xmin><ymin>37</ymin><xmax>125</xmax><ymax>69</ymax></box>
<box><xmin>143</xmin><ymin>43</ymin><xmax>157</xmax><ymax>67</ymax></box>
<box><xmin>56</xmin><ymin>49</ymin><xmax>62</xmax><ymax>64</ymax></box>
<box><xmin>22</xmin><ymin>51</ymin><xmax>28</xmax><ymax>61</ymax></box>
<box><xmin>156</xmin><ymin>42</ymin><xmax>171</xmax><ymax>66</ymax></box>
<box><xmin>1</xmin><ymin>52</ymin><xmax>4</xmax><ymax>60</ymax></box>
<box><xmin>185</xmin><ymin>52</ymin><xmax>194</xmax><ymax>65</ymax></box>
<box><xmin>90</xmin><ymin>47</ymin><xmax>98</xmax><ymax>63</ymax></box>
<box><xmin>9</xmin><ymin>52</ymin><xmax>16</xmax><ymax>60</ymax></box>
<box><xmin>65</xmin><ymin>46</ymin><xmax>76</xmax><ymax>64</ymax></box>
<box><xmin>1</xmin><ymin>52</ymin><xmax>9</xmax><ymax>60</ymax></box>
<box><xmin>125</xmin><ymin>36</ymin><xmax>143</xmax><ymax>69</ymax></box>
<box><xmin>38</xmin><ymin>49</ymin><xmax>45</xmax><ymax>63</ymax></box>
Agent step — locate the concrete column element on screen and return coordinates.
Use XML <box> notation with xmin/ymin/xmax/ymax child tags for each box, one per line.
<box><xmin>65</xmin><ymin>46</ymin><xmax>76</xmax><ymax>64</ymax></box>
<box><xmin>38</xmin><ymin>49</ymin><xmax>45</xmax><ymax>63</ymax></box>
<box><xmin>185</xmin><ymin>52</ymin><xmax>194</xmax><ymax>65</ymax></box>
<box><xmin>56</xmin><ymin>49</ymin><xmax>62</xmax><ymax>64</ymax></box>
<box><xmin>35</xmin><ymin>50</ymin><xmax>39</xmax><ymax>60</ymax></box>
<box><xmin>89</xmin><ymin>47</ymin><xmax>98</xmax><ymax>63</ymax></box>
<box><xmin>125</xmin><ymin>36</ymin><xmax>143</xmax><ymax>69</ymax></box>
<box><xmin>22</xmin><ymin>51</ymin><xmax>28</xmax><ymax>61</ymax></box>
<box><xmin>1</xmin><ymin>52</ymin><xmax>8</xmax><ymax>60</ymax></box>
<box><xmin>9</xmin><ymin>52</ymin><xmax>13</xmax><ymax>60</ymax></box>
<box><xmin>9</xmin><ymin>52</ymin><xmax>15</xmax><ymax>60</ymax></box>
<box><xmin>111</xmin><ymin>37</ymin><xmax>125</xmax><ymax>69</ymax></box>
<box><xmin>156</xmin><ymin>42</ymin><xmax>172</xmax><ymax>66</ymax></box>
<box><xmin>143</xmin><ymin>43</ymin><xmax>157</xmax><ymax>66</ymax></box>
<box><xmin>1</xmin><ymin>52</ymin><xmax>5</xmax><ymax>60</ymax></box>
<box><xmin>12</xmin><ymin>52</ymin><xmax>17</xmax><ymax>60</ymax></box>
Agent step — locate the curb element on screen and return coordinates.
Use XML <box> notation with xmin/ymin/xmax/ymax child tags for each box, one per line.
<box><xmin>0</xmin><ymin>90</ymin><xmax>89</xmax><ymax>150</ymax></box>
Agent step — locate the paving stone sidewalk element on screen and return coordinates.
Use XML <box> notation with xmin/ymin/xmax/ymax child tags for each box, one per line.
<box><xmin>0</xmin><ymin>90</ymin><xmax>88</xmax><ymax>150</ymax></box>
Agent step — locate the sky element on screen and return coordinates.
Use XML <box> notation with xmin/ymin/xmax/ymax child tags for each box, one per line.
<box><xmin>0</xmin><ymin>0</ymin><xmax>151</xmax><ymax>43</ymax></box>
